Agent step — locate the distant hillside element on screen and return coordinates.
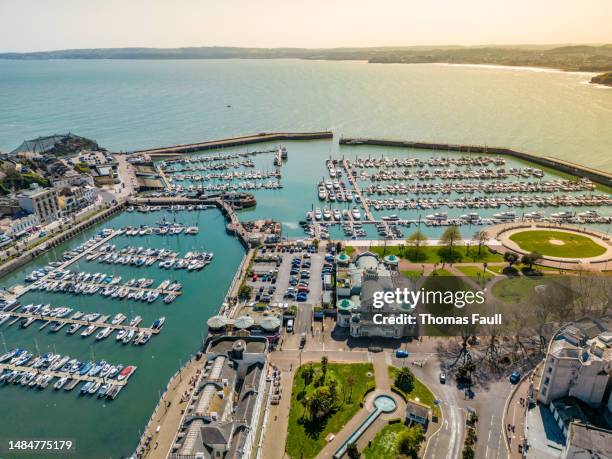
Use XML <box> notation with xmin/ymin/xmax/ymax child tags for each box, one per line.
<box><xmin>1</xmin><ymin>44</ymin><xmax>612</xmax><ymax>72</ymax></box>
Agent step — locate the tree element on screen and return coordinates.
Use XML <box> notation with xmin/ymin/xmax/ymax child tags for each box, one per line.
<box><xmin>394</xmin><ymin>367</ymin><xmax>415</xmax><ymax>393</ymax></box>
<box><xmin>237</xmin><ymin>284</ymin><xmax>252</xmax><ymax>300</ymax></box>
<box><xmin>346</xmin><ymin>374</ymin><xmax>356</xmax><ymax>402</ymax></box>
<box><xmin>462</xmin><ymin>445</ymin><xmax>475</xmax><ymax>459</ymax></box>
<box><xmin>456</xmin><ymin>361</ymin><xmax>476</xmax><ymax>383</ymax></box>
<box><xmin>321</xmin><ymin>356</ymin><xmax>328</xmax><ymax>377</ymax></box>
<box><xmin>441</xmin><ymin>225</ymin><xmax>462</xmax><ymax>257</ymax></box>
<box><xmin>302</xmin><ymin>363</ymin><xmax>314</xmax><ymax>385</ymax></box>
<box><xmin>474</xmin><ymin>230</ymin><xmax>489</xmax><ymax>256</ymax></box>
<box><xmin>406</xmin><ymin>229</ymin><xmax>428</xmax><ymax>261</ymax></box>
<box><xmin>328</xmin><ymin>378</ymin><xmax>338</xmax><ymax>400</ymax></box>
<box><xmin>397</xmin><ymin>425</ymin><xmax>425</xmax><ymax>457</ymax></box>
<box><xmin>521</xmin><ymin>252</ymin><xmax>542</xmax><ymax>270</ymax></box>
<box><xmin>503</xmin><ymin>252</ymin><xmax>519</xmax><ymax>267</ymax></box>
<box><xmin>305</xmin><ymin>385</ymin><xmax>336</xmax><ymax>420</ymax></box>
<box><xmin>346</xmin><ymin>442</ymin><xmax>360</xmax><ymax>459</ymax></box>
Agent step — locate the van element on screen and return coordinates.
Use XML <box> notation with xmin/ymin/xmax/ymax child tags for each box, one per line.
<box><xmin>286</xmin><ymin>319</ymin><xmax>294</xmax><ymax>332</ymax></box>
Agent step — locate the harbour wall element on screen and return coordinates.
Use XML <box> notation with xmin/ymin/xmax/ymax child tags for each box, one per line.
<box><xmin>0</xmin><ymin>203</ymin><xmax>126</xmax><ymax>280</ymax></box>
<box><xmin>339</xmin><ymin>137</ymin><xmax>612</xmax><ymax>188</ymax></box>
<box><xmin>130</xmin><ymin>131</ymin><xmax>333</xmax><ymax>158</ymax></box>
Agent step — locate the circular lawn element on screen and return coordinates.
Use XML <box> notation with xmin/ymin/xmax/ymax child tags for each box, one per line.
<box><xmin>508</xmin><ymin>230</ymin><xmax>606</xmax><ymax>258</ymax></box>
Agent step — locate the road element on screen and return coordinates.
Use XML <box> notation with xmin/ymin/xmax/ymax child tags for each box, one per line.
<box><xmin>390</xmin><ymin>344</ymin><xmax>510</xmax><ymax>459</ymax></box>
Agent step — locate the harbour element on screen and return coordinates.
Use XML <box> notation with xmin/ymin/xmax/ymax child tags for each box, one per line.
<box><xmin>0</xmin><ymin>56</ymin><xmax>610</xmax><ymax>459</ymax></box>
<box><xmin>0</xmin><ymin>207</ymin><xmax>245</xmax><ymax>458</ymax></box>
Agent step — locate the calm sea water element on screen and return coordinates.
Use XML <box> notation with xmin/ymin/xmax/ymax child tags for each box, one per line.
<box><xmin>0</xmin><ymin>59</ymin><xmax>611</xmax><ymax>170</ymax></box>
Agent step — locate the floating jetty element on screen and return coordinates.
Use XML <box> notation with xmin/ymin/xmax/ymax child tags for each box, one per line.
<box><xmin>0</xmin><ymin>348</ymin><xmax>137</xmax><ymax>400</ymax></box>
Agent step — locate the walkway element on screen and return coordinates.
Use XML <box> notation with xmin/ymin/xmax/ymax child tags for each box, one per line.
<box><xmin>138</xmin><ymin>358</ymin><xmax>204</xmax><ymax>459</ymax></box>
<box><xmin>341</xmin><ymin>159</ymin><xmax>373</xmax><ymax>221</ymax></box>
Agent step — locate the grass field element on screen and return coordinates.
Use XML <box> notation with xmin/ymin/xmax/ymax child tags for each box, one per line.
<box><xmin>388</xmin><ymin>366</ymin><xmax>441</xmax><ymax>417</ymax></box>
<box><xmin>509</xmin><ymin>230</ymin><xmax>606</xmax><ymax>258</ymax></box>
<box><xmin>363</xmin><ymin>422</ymin><xmax>405</xmax><ymax>459</ymax></box>
<box><xmin>491</xmin><ymin>277</ymin><xmax>543</xmax><ymax>303</ymax></box>
<box><xmin>371</xmin><ymin>245</ymin><xmax>503</xmax><ymax>263</ymax></box>
<box><xmin>286</xmin><ymin>362</ymin><xmax>374</xmax><ymax>458</ymax></box>
<box><xmin>456</xmin><ymin>265</ymin><xmax>494</xmax><ymax>285</ymax></box>
<box><xmin>401</xmin><ymin>269</ymin><xmax>422</xmax><ymax>280</ymax></box>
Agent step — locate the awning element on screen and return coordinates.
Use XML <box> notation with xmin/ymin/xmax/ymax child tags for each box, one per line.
<box><xmin>233</xmin><ymin>315</ymin><xmax>255</xmax><ymax>329</ymax></box>
<box><xmin>207</xmin><ymin>315</ymin><xmax>230</xmax><ymax>329</ymax></box>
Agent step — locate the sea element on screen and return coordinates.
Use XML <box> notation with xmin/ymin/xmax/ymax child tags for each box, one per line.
<box><xmin>0</xmin><ymin>59</ymin><xmax>611</xmax><ymax>458</ymax></box>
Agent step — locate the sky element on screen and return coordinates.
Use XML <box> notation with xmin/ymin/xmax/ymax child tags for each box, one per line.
<box><xmin>0</xmin><ymin>0</ymin><xmax>611</xmax><ymax>52</ymax></box>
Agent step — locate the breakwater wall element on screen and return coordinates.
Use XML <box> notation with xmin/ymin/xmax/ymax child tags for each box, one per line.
<box><xmin>130</xmin><ymin>131</ymin><xmax>333</xmax><ymax>158</ymax></box>
<box><xmin>0</xmin><ymin>203</ymin><xmax>126</xmax><ymax>280</ymax></box>
<box><xmin>339</xmin><ymin>137</ymin><xmax>612</xmax><ymax>188</ymax></box>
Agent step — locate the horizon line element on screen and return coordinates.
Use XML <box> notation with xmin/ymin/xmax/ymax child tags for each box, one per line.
<box><xmin>2</xmin><ymin>42</ymin><xmax>611</xmax><ymax>54</ymax></box>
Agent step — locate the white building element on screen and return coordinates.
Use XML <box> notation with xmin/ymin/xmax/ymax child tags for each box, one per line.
<box><xmin>537</xmin><ymin>324</ymin><xmax>611</xmax><ymax>408</ymax></box>
<box><xmin>17</xmin><ymin>186</ymin><xmax>60</xmax><ymax>225</ymax></box>
<box><xmin>0</xmin><ymin>213</ymin><xmax>39</xmax><ymax>238</ymax></box>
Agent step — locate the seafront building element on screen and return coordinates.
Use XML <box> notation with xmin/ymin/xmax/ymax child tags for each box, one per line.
<box><xmin>0</xmin><ymin>212</ymin><xmax>39</xmax><ymax>238</ymax></box>
<box><xmin>537</xmin><ymin>320</ymin><xmax>611</xmax><ymax>408</ymax></box>
<box><xmin>169</xmin><ymin>335</ymin><xmax>267</xmax><ymax>459</ymax></box>
<box><xmin>17</xmin><ymin>186</ymin><xmax>61</xmax><ymax>224</ymax></box>
<box><xmin>535</xmin><ymin>317</ymin><xmax>612</xmax><ymax>450</ymax></box>
<box><xmin>335</xmin><ymin>251</ymin><xmax>415</xmax><ymax>338</ymax></box>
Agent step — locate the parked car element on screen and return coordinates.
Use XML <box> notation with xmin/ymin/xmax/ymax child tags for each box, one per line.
<box><xmin>396</xmin><ymin>349</ymin><xmax>409</xmax><ymax>358</ymax></box>
<box><xmin>439</xmin><ymin>371</ymin><xmax>446</xmax><ymax>384</ymax></box>
<box><xmin>509</xmin><ymin>371</ymin><xmax>521</xmax><ymax>384</ymax></box>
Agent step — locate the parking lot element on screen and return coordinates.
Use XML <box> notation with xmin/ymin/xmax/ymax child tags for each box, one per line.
<box><xmin>237</xmin><ymin>242</ymin><xmax>339</xmax><ymax>349</ymax></box>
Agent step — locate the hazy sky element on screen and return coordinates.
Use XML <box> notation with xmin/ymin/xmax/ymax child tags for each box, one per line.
<box><xmin>1</xmin><ymin>0</ymin><xmax>611</xmax><ymax>52</ymax></box>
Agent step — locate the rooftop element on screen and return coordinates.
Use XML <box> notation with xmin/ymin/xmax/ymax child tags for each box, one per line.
<box><xmin>566</xmin><ymin>422</ymin><xmax>612</xmax><ymax>457</ymax></box>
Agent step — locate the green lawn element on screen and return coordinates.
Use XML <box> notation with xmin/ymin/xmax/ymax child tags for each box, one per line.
<box><xmin>486</xmin><ymin>265</ymin><xmax>506</xmax><ymax>274</ymax></box>
<box><xmin>343</xmin><ymin>245</ymin><xmax>355</xmax><ymax>256</ymax></box>
<box><xmin>286</xmin><ymin>362</ymin><xmax>375</xmax><ymax>459</ymax></box>
<box><xmin>388</xmin><ymin>366</ymin><xmax>441</xmax><ymax>417</ymax></box>
<box><xmin>363</xmin><ymin>422</ymin><xmax>405</xmax><ymax>459</ymax></box>
<box><xmin>456</xmin><ymin>265</ymin><xmax>494</xmax><ymax>285</ymax></box>
<box><xmin>372</xmin><ymin>245</ymin><xmax>503</xmax><ymax>263</ymax></box>
<box><xmin>430</xmin><ymin>268</ymin><xmax>454</xmax><ymax>276</ymax></box>
<box><xmin>491</xmin><ymin>277</ymin><xmax>543</xmax><ymax>303</ymax></box>
<box><xmin>509</xmin><ymin>230</ymin><xmax>606</xmax><ymax>258</ymax></box>
<box><xmin>401</xmin><ymin>269</ymin><xmax>422</xmax><ymax>280</ymax></box>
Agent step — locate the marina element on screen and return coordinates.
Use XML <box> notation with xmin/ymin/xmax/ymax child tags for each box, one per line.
<box><xmin>300</xmin><ymin>149</ymin><xmax>612</xmax><ymax>239</ymax></box>
<box><xmin>0</xmin><ymin>347</ymin><xmax>137</xmax><ymax>400</ymax></box>
<box><xmin>0</xmin><ymin>205</ymin><xmax>245</xmax><ymax>458</ymax></box>
<box><xmin>0</xmin><ymin>306</ymin><xmax>163</xmax><ymax>344</ymax></box>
